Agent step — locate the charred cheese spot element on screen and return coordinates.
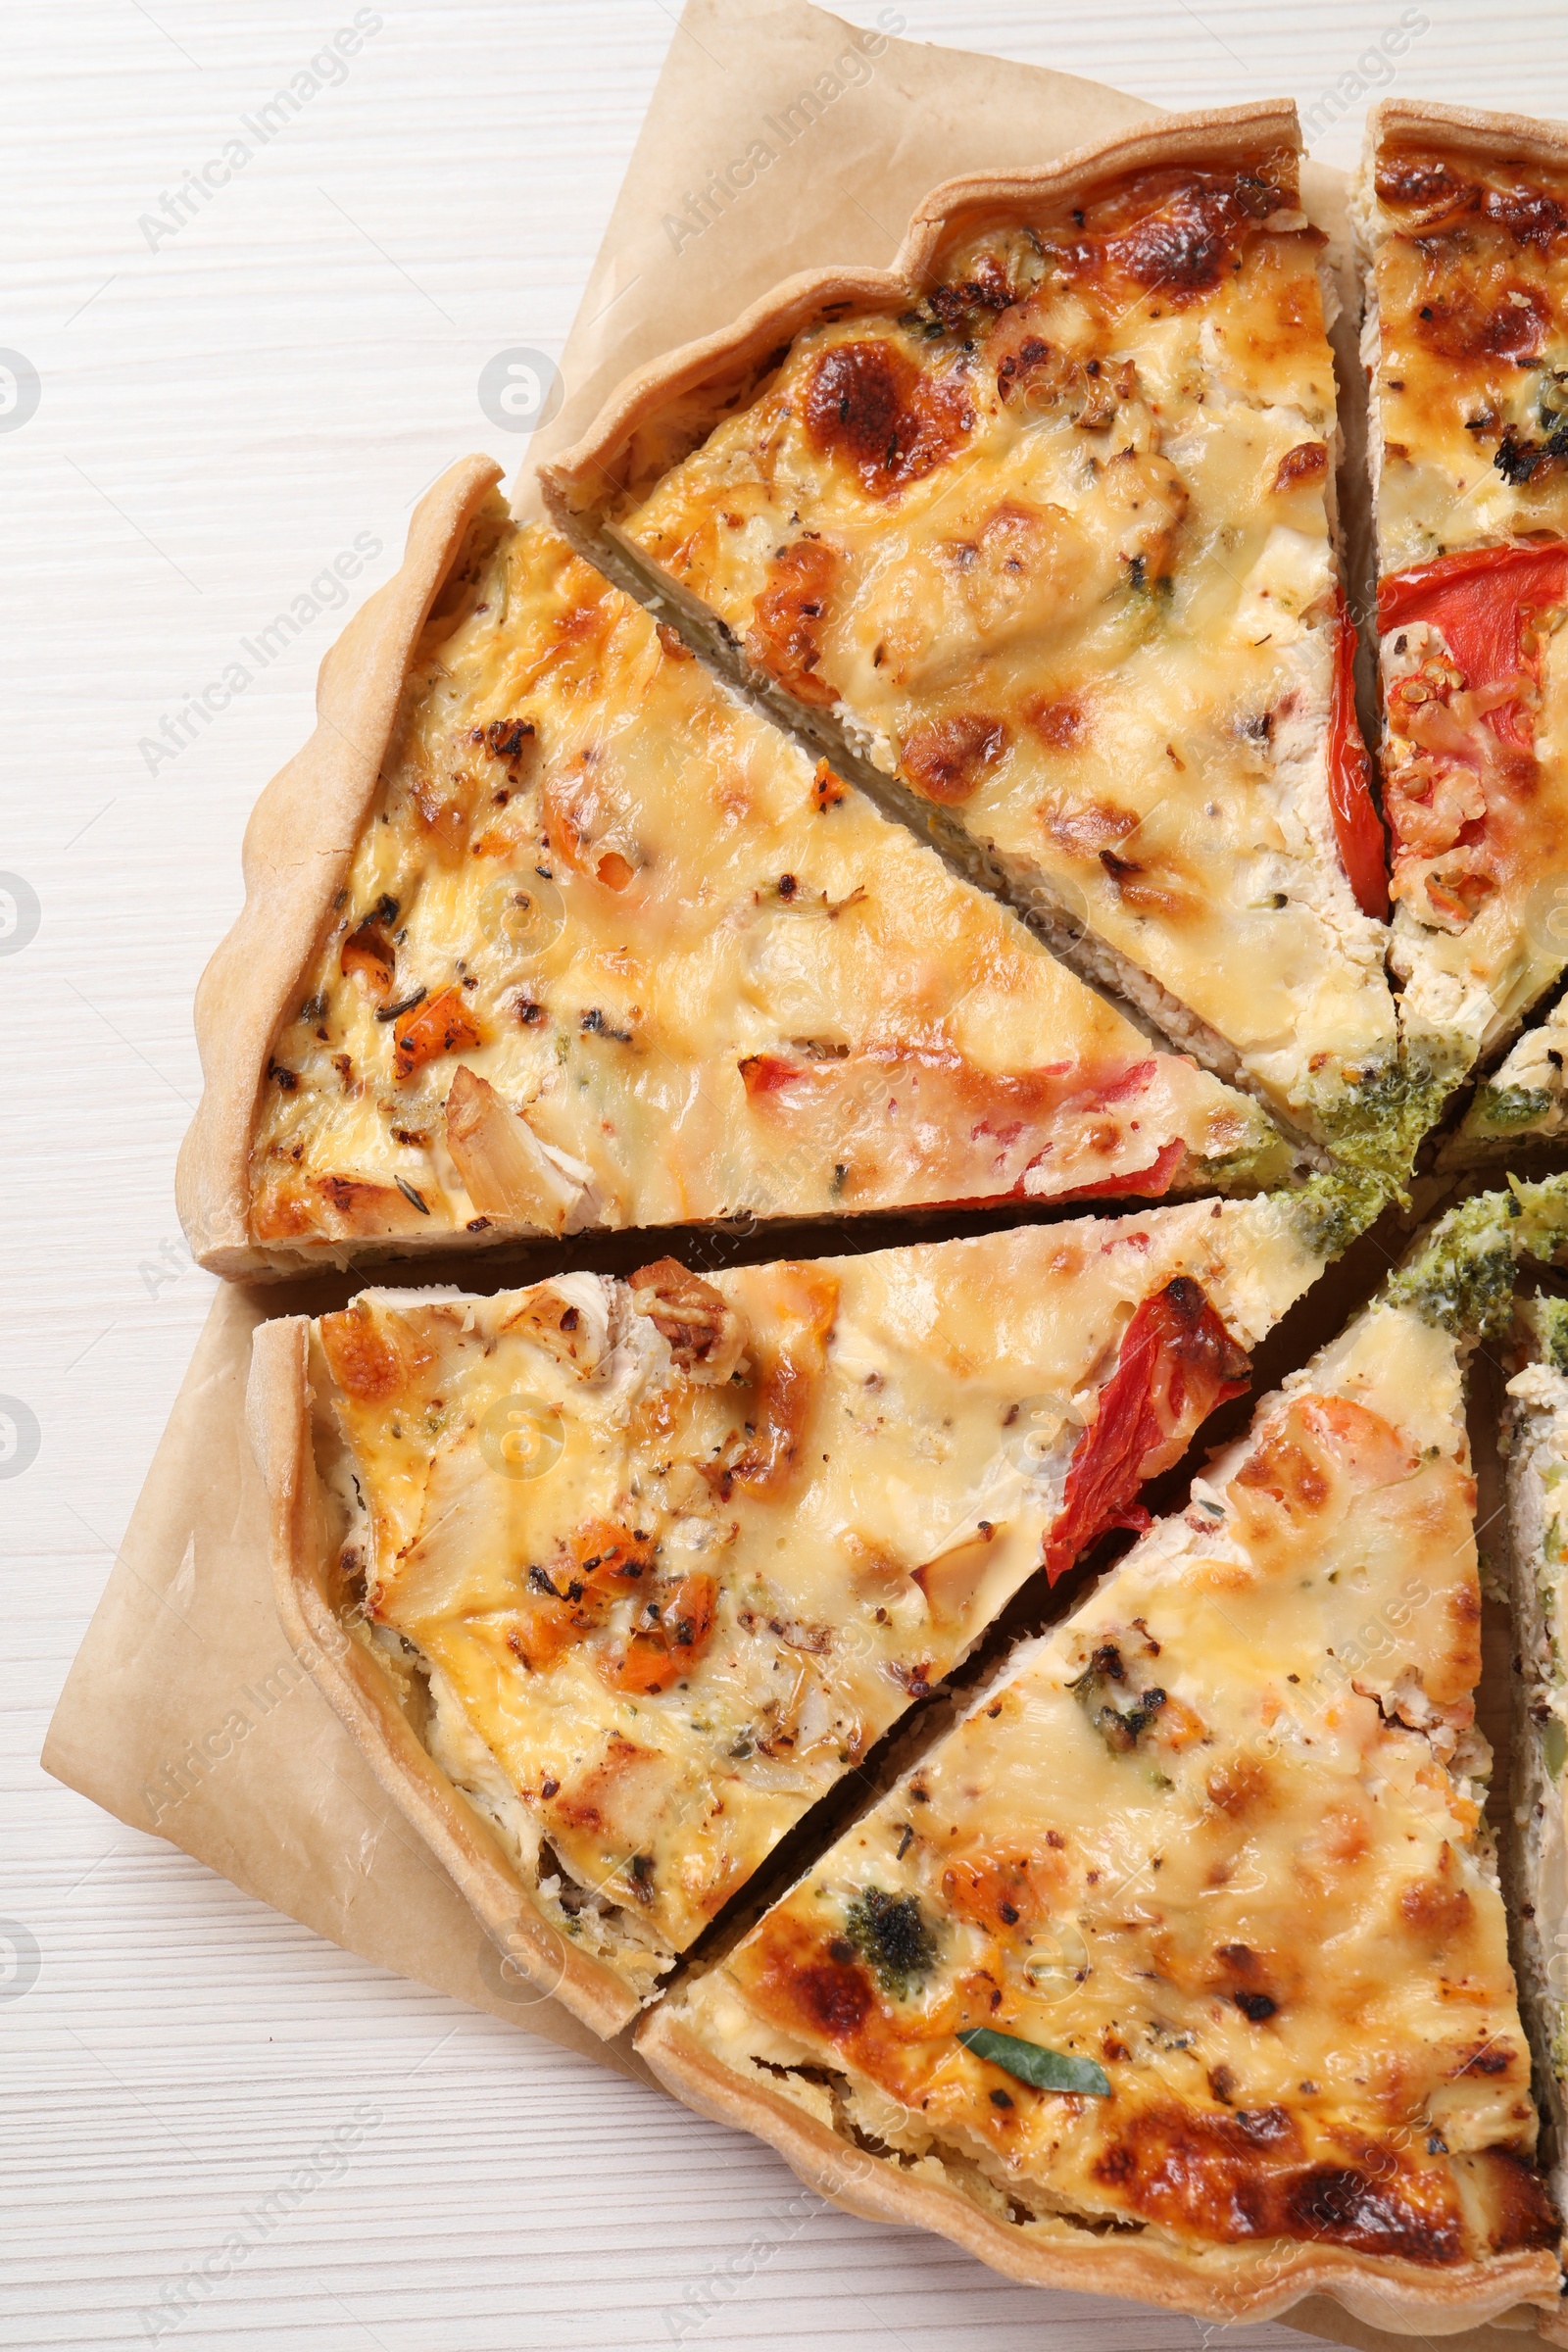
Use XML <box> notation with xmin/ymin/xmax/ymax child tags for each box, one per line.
<box><xmin>1203</xmin><ymin>1755</ymin><xmax>1272</xmax><ymax>1820</ymax></box>
<box><xmin>1414</xmin><ymin>282</ymin><xmax>1549</xmax><ymax>368</ymax></box>
<box><xmin>802</xmin><ymin>338</ymin><xmax>974</xmax><ymax>495</ymax></box>
<box><xmin>1398</xmin><ymin>1869</ymin><xmax>1473</xmax><ymax>1947</ymax></box>
<box><xmin>1233</xmin><ymin>1432</ymin><xmax>1329</xmax><ymax>1514</ymax></box>
<box><xmin>1023</xmin><ymin>694</ymin><xmax>1090</xmax><ymax>750</ymax></box>
<box><xmin>1273</xmin><ymin>440</ymin><xmax>1329</xmax><ymax>494</ymax></box>
<box><xmin>796</xmin><ymin>1958</ymin><xmax>874</xmax><ymax>2039</ymax></box>
<box><xmin>1477</xmin><ymin>2148</ymin><xmax>1563</xmax><ymax>2253</ymax></box>
<box><xmin>899</xmin><ymin>713</ymin><xmax>1010</xmax><ymax>804</ymax></box>
<box><xmin>1059</xmin><ymin>164</ymin><xmax>1288</xmax><ymax>306</ymax></box>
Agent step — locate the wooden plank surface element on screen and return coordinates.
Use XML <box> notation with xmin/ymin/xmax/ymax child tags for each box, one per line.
<box><xmin>8</xmin><ymin>3</ymin><xmax>1568</xmax><ymax>2346</ymax></box>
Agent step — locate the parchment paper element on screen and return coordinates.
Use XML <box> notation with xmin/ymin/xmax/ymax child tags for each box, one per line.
<box><xmin>42</xmin><ymin>2</ymin><xmax>1543</xmax><ymax>2340</ymax></box>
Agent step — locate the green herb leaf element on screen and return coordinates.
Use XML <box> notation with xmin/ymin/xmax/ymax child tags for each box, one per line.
<box><xmin>956</xmin><ymin>2027</ymin><xmax>1110</xmax><ymax>2096</ymax></box>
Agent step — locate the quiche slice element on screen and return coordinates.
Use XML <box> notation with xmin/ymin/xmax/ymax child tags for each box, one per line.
<box><xmin>1504</xmin><ymin>1294</ymin><xmax>1568</xmax><ymax>2312</ymax></box>
<box><xmin>636</xmin><ymin>1190</ymin><xmax>1568</xmax><ymax>2328</ymax></box>
<box><xmin>544</xmin><ymin>104</ymin><xmax>1405</xmax><ymax>1174</ymax></box>
<box><xmin>1356</xmin><ymin>100</ymin><xmax>1568</xmax><ymax>1092</ymax></box>
<box><xmin>180</xmin><ymin>463</ymin><xmax>1290</xmax><ymax>1279</ymax></box>
<box><xmin>249</xmin><ymin>1197</ymin><xmax>1328</xmax><ymax>2036</ymax></box>
<box><xmin>1455</xmin><ymin>1000</ymin><xmax>1568</xmax><ymax>1154</ymax></box>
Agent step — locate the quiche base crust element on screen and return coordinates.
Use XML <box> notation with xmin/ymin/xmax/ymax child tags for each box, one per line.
<box><xmin>176</xmin><ymin>454</ymin><xmax>506</xmax><ymax>1279</ymax></box>
<box><xmin>635</xmin><ymin>2009</ymin><xmax>1558</xmax><ymax>2333</ymax></box>
<box><xmin>248</xmin><ymin>1313</ymin><xmax>642</xmax><ymax>2039</ymax></box>
<box><xmin>1371</xmin><ymin>95</ymin><xmax>1568</xmax><ymax>176</ymax></box>
<box><xmin>543</xmin><ymin>101</ymin><xmax>1304</xmax><ymax>517</ymax></box>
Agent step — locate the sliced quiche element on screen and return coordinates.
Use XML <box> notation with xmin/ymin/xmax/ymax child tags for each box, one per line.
<box><xmin>249</xmin><ymin>1198</ymin><xmax>1327</xmax><ymax>2034</ymax></box>
<box><xmin>637</xmin><ymin>1190</ymin><xmax>1568</xmax><ymax>2329</ymax></box>
<box><xmin>1357</xmin><ymin>100</ymin><xmax>1568</xmax><ymax>1092</ymax></box>
<box><xmin>1504</xmin><ymin>1294</ymin><xmax>1568</xmax><ymax>2308</ymax></box>
<box><xmin>184</xmin><ymin>463</ymin><xmax>1289</xmax><ymax>1277</ymax></box>
<box><xmin>545</xmin><ymin>104</ymin><xmax>1404</xmax><ymax>1173</ymax></box>
<box><xmin>1454</xmin><ymin>997</ymin><xmax>1568</xmax><ymax>1154</ymax></box>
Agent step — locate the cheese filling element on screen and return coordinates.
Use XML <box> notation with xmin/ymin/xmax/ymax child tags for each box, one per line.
<box><xmin>662</xmin><ymin>1301</ymin><xmax>1555</xmax><ymax>2271</ymax></box>
<box><xmin>248</xmin><ymin>511</ymin><xmax>1282</xmax><ymax>1261</ymax></box>
<box><xmin>600</xmin><ymin>155</ymin><xmax>1399</xmax><ymax>1154</ymax></box>
<box><xmin>308</xmin><ymin>1201</ymin><xmax>1322</xmax><ymax>1996</ymax></box>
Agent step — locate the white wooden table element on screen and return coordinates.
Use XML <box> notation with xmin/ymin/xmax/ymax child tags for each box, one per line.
<box><xmin>7</xmin><ymin>4</ymin><xmax>1567</xmax><ymax>2345</ymax></box>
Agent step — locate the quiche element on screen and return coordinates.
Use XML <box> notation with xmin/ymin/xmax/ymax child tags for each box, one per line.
<box><xmin>1505</xmin><ymin>1293</ymin><xmax>1568</xmax><ymax>2312</ymax></box>
<box><xmin>248</xmin><ymin>1198</ymin><xmax>1327</xmax><ymax>2035</ymax></box>
<box><xmin>1456</xmin><ymin>1000</ymin><xmax>1568</xmax><ymax>1153</ymax></box>
<box><xmin>179</xmin><ymin>461</ymin><xmax>1289</xmax><ymax>1278</ymax></box>
<box><xmin>638</xmin><ymin>1193</ymin><xmax>1568</xmax><ymax>2329</ymax></box>
<box><xmin>1357</xmin><ymin>100</ymin><xmax>1568</xmax><ymax>1091</ymax></box>
<box><xmin>544</xmin><ymin>104</ymin><xmax>1407</xmax><ymax>1175</ymax></box>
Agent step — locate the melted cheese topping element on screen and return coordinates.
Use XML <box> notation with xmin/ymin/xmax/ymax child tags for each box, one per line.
<box><xmin>312</xmin><ymin>1202</ymin><xmax>1320</xmax><ymax>1999</ymax></box>
<box><xmin>609</xmin><ymin>157</ymin><xmax>1397</xmax><ymax>1146</ymax></box>
<box><xmin>1363</xmin><ymin>138</ymin><xmax>1568</xmax><ymax>569</ymax></box>
<box><xmin>249</xmin><ymin>512</ymin><xmax>1278</xmax><ymax>1259</ymax></box>
<box><xmin>1364</xmin><ymin>136</ymin><xmax>1568</xmax><ymax>1063</ymax></box>
<box><xmin>665</xmin><ymin>1302</ymin><xmax>1555</xmax><ymax>2274</ymax></box>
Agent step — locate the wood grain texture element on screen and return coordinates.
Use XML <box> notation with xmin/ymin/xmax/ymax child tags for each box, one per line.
<box><xmin>7</xmin><ymin>3</ymin><xmax>1568</xmax><ymax>2346</ymax></box>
